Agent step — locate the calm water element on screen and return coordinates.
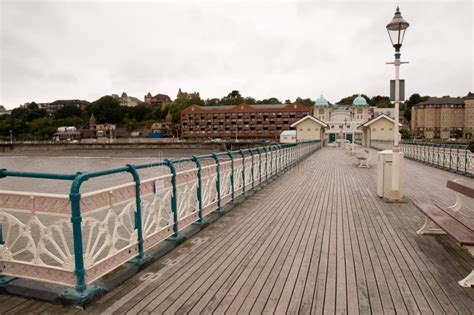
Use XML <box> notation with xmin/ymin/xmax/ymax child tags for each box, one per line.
<box><xmin>0</xmin><ymin>149</ymin><xmax>212</xmax><ymax>193</ymax></box>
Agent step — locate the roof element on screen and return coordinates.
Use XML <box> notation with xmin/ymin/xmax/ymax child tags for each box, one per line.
<box><xmin>50</xmin><ymin>99</ymin><xmax>90</xmax><ymax>105</ymax></box>
<box><xmin>358</xmin><ymin>113</ymin><xmax>402</xmax><ymax>128</ymax></box>
<box><xmin>352</xmin><ymin>95</ymin><xmax>368</xmax><ymax>106</ymax></box>
<box><xmin>290</xmin><ymin>115</ymin><xmax>329</xmax><ymax>128</ymax></box>
<box><xmin>465</xmin><ymin>92</ymin><xmax>474</xmax><ymax>100</ymax></box>
<box><xmin>416</xmin><ymin>97</ymin><xmax>464</xmax><ymax>106</ymax></box>
<box><xmin>280</xmin><ymin>130</ymin><xmax>296</xmax><ymax>136</ymax></box>
<box><xmin>182</xmin><ymin>103</ymin><xmax>310</xmax><ymax>113</ymax></box>
<box><xmin>315</xmin><ymin>95</ymin><xmax>329</xmax><ymax>107</ymax></box>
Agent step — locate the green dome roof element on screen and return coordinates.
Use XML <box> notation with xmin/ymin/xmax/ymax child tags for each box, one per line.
<box><xmin>315</xmin><ymin>95</ymin><xmax>329</xmax><ymax>107</ymax></box>
<box><xmin>353</xmin><ymin>95</ymin><xmax>368</xmax><ymax>106</ymax></box>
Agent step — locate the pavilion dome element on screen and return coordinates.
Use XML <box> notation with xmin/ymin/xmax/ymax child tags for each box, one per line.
<box><xmin>353</xmin><ymin>95</ymin><xmax>368</xmax><ymax>106</ymax></box>
<box><xmin>315</xmin><ymin>95</ymin><xmax>329</xmax><ymax>107</ymax></box>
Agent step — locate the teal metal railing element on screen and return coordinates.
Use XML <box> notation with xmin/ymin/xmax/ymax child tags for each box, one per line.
<box><xmin>0</xmin><ymin>140</ymin><xmax>321</xmax><ymax>301</ymax></box>
<box><xmin>370</xmin><ymin>140</ymin><xmax>473</xmax><ymax>177</ymax></box>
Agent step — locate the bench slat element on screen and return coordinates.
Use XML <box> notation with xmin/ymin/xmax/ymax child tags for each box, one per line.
<box><xmin>414</xmin><ymin>201</ymin><xmax>474</xmax><ymax>246</ymax></box>
<box><xmin>447</xmin><ymin>180</ymin><xmax>474</xmax><ymax>198</ymax></box>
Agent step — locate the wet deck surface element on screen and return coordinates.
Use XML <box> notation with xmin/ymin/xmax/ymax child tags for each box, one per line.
<box><xmin>1</xmin><ymin>146</ymin><xmax>473</xmax><ymax>314</ymax></box>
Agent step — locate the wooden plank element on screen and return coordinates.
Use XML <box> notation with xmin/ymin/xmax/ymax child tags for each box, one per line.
<box><xmin>162</xmin><ymin>174</ymin><xmax>311</xmax><ymax>314</ymax></box>
<box><xmin>214</xmin><ymin>176</ymin><xmax>312</xmax><ymax>314</ymax></box>
<box><xmin>120</xmin><ymin>169</ymin><xmax>308</xmax><ymax>313</ymax></box>
<box><xmin>447</xmin><ymin>179</ymin><xmax>474</xmax><ymax>198</ymax></box>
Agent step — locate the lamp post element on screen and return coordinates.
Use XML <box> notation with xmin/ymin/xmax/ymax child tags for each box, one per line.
<box><xmin>386</xmin><ymin>6</ymin><xmax>409</xmax><ymax>201</ymax></box>
<box><xmin>351</xmin><ymin>111</ymin><xmax>355</xmax><ymax>153</ymax></box>
<box><xmin>9</xmin><ymin>130</ymin><xmax>13</xmax><ymax>145</ymax></box>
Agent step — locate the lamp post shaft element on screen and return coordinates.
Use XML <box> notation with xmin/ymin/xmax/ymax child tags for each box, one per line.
<box><xmin>391</xmin><ymin>57</ymin><xmax>401</xmax><ymax>197</ymax></box>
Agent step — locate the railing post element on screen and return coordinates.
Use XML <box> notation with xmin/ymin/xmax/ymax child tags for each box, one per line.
<box><xmin>211</xmin><ymin>154</ymin><xmax>222</xmax><ymax>212</ymax></box>
<box><xmin>456</xmin><ymin>145</ymin><xmax>460</xmax><ymax>173</ymax></box>
<box><xmin>270</xmin><ymin>146</ymin><xmax>274</xmax><ymax>177</ymax></box>
<box><xmin>263</xmin><ymin>147</ymin><xmax>269</xmax><ymax>182</ymax></box>
<box><xmin>226</xmin><ymin>151</ymin><xmax>235</xmax><ymax>202</ymax></box>
<box><xmin>257</xmin><ymin>147</ymin><xmax>263</xmax><ymax>185</ymax></box>
<box><xmin>249</xmin><ymin>149</ymin><xmax>255</xmax><ymax>190</ymax></box>
<box><xmin>126</xmin><ymin>164</ymin><xmax>148</xmax><ymax>263</ymax></box>
<box><xmin>465</xmin><ymin>146</ymin><xmax>468</xmax><ymax>175</ymax></box>
<box><xmin>61</xmin><ymin>172</ymin><xmax>101</xmax><ymax>301</ymax></box>
<box><xmin>449</xmin><ymin>145</ymin><xmax>453</xmax><ymax>170</ymax></box>
<box><xmin>164</xmin><ymin>159</ymin><xmax>179</xmax><ymax>239</ymax></box>
<box><xmin>239</xmin><ymin>149</ymin><xmax>246</xmax><ymax>195</ymax></box>
<box><xmin>191</xmin><ymin>156</ymin><xmax>203</xmax><ymax>224</ymax></box>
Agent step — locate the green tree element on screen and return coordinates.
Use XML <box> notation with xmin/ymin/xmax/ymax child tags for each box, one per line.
<box><xmin>370</xmin><ymin>95</ymin><xmax>392</xmax><ymax>108</ymax></box>
<box><xmin>54</xmin><ymin>105</ymin><xmax>83</xmax><ymax>119</ymax></box>
<box><xmin>167</xmin><ymin>96</ymin><xmax>205</xmax><ymax>123</ymax></box>
<box><xmin>125</xmin><ymin>104</ymin><xmax>152</xmax><ymax>122</ymax></box>
<box><xmin>336</xmin><ymin>94</ymin><xmax>370</xmax><ymax>106</ymax></box>
<box><xmin>11</xmin><ymin>102</ymin><xmax>48</xmax><ymax>122</ymax></box>
<box><xmin>205</xmin><ymin>98</ymin><xmax>220</xmax><ymax>106</ymax></box>
<box><xmin>295</xmin><ymin>97</ymin><xmax>315</xmax><ymax>107</ymax></box>
<box><xmin>88</xmin><ymin>96</ymin><xmax>123</xmax><ymax>124</ymax></box>
<box><xmin>256</xmin><ymin>97</ymin><xmax>281</xmax><ymax>104</ymax></box>
<box><xmin>403</xmin><ymin>93</ymin><xmax>429</xmax><ymax>122</ymax></box>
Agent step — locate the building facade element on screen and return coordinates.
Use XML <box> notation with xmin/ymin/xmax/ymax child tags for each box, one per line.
<box><xmin>290</xmin><ymin>116</ymin><xmax>328</xmax><ymax>142</ymax></box>
<box><xmin>279</xmin><ymin>130</ymin><xmax>297</xmax><ymax>143</ymax></box>
<box><xmin>39</xmin><ymin>99</ymin><xmax>90</xmax><ymax>115</ymax></box>
<box><xmin>411</xmin><ymin>93</ymin><xmax>473</xmax><ymax>140</ymax></box>
<box><xmin>313</xmin><ymin>95</ymin><xmax>370</xmax><ymax>143</ymax></box>
<box><xmin>359</xmin><ymin>114</ymin><xmax>400</xmax><ymax>147</ymax></box>
<box><xmin>181</xmin><ymin>103</ymin><xmax>310</xmax><ymax>139</ymax></box>
<box><xmin>144</xmin><ymin>92</ymin><xmax>172</xmax><ymax>109</ymax></box>
<box><xmin>112</xmin><ymin>92</ymin><xmax>141</xmax><ymax>107</ymax></box>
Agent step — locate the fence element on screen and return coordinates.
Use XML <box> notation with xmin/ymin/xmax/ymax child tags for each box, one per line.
<box><xmin>0</xmin><ymin>141</ymin><xmax>320</xmax><ymax>300</ymax></box>
<box><xmin>370</xmin><ymin>140</ymin><xmax>473</xmax><ymax>177</ymax></box>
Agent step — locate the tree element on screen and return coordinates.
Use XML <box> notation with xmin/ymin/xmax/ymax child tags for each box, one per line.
<box><xmin>124</xmin><ymin>104</ymin><xmax>152</xmax><ymax>122</ymax></box>
<box><xmin>10</xmin><ymin>102</ymin><xmax>48</xmax><ymax>122</ymax></box>
<box><xmin>336</xmin><ymin>94</ymin><xmax>370</xmax><ymax>105</ymax></box>
<box><xmin>256</xmin><ymin>97</ymin><xmax>281</xmax><ymax>104</ymax></box>
<box><xmin>88</xmin><ymin>96</ymin><xmax>123</xmax><ymax>124</ymax></box>
<box><xmin>54</xmin><ymin>105</ymin><xmax>83</xmax><ymax>119</ymax></box>
<box><xmin>403</xmin><ymin>93</ymin><xmax>429</xmax><ymax>122</ymax></box>
<box><xmin>295</xmin><ymin>97</ymin><xmax>315</xmax><ymax>107</ymax></box>
<box><xmin>205</xmin><ymin>98</ymin><xmax>220</xmax><ymax>106</ymax></box>
<box><xmin>167</xmin><ymin>96</ymin><xmax>205</xmax><ymax>123</ymax></box>
<box><xmin>227</xmin><ymin>90</ymin><xmax>241</xmax><ymax>99</ymax></box>
<box><xmin>370</xmin><ymin>95</ymin><xmax>392</xmax><ymax>108</ymax></box>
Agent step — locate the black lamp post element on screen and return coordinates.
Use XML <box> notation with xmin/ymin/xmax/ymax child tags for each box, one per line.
<box><xmin>386</xmin><ymin>6</ymin><xmax>410</xmax><ymax>59</ymax></box>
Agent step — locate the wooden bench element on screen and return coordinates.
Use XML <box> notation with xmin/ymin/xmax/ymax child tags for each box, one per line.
<box><xmin>414</xmin><ymin>179</ymin><xmax>474</xmax><ymax>287</ymax></box>
<box><xmin>356</xmin><ymin>149</ymin><xmax>371</xmax><ymax>168</ymax></box>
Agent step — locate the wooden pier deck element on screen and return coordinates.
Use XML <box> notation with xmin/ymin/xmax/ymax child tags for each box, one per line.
<box><xmin>1</xmin><ymin>146</ymin><xmax>473</xmax><ymax>314</ymax></box>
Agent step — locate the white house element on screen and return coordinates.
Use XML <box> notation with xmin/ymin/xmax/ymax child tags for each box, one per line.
<box><xmin>280</xmin><ymin>130</ymin><xmax>297</xmax><ymax>143</ymax></box>
<box><xmin>358</xmin><ymin>114</ymin><xmax>402</xmax><ymax>147</ymax></box>
<box><xmin>290</xmin><ymin>115</ymin><xmax>328</xmax><ymax>142</ymax></box>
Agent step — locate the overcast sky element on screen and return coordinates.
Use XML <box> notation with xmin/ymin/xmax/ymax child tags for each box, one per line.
<box><xmin>0</xmin><ymin>0</ymin><xmax>472</xmax><ymax>109</ymax></box>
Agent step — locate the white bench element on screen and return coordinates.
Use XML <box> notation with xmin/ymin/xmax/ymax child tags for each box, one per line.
<box><xmin>356</xmin><ymin>149</ymin><xmax>371</xmax><ymax>168</ymax></box>
<box><xmin>414</xmin><ymin>179</ymin><xmax>474</xmax><ymax>287</ymax></box>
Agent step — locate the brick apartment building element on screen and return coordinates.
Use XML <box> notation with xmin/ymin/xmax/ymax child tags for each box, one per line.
<box><xmin>181</xmin><ymin>103</ymin><xmax>310</xmax><ymax>139</ymax></box>
<box><xmin>411</xmin><ymin>92</ymin><xmax>474</xmax><ymax>140</ymax></box>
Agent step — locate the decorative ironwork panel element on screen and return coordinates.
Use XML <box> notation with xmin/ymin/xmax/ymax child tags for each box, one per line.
<box><xmin>0</xmin><ymin>196</ymin><xmax>75</xmax><ymax>286</ymax></box>
<box><xmin>140</xmin><ymin>175</ymin><xmax>174</xmax><ymax>250</ymax></box>
<box><xmin>200</xmin><ymin>164</ymin><xmax>218</xmax><ymax>215</ymax></box>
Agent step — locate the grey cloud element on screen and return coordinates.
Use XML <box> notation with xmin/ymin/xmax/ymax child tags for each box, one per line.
<box><xmin>0</xmin><ymin>1</ymin><xmax>472</xmax><ymax>108</ymax></box>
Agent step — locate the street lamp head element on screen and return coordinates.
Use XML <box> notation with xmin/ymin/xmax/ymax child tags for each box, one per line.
<box><xmin>386</xmin><ymin>6</ymin><xmax>410</xmax><ymax>54</ymax></box>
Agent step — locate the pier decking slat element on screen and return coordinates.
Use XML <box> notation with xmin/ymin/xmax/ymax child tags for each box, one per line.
<box><xmin>2</xmin><ymin>146</ymin><xmax>473</xmax><ymax>314</ymax></box>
